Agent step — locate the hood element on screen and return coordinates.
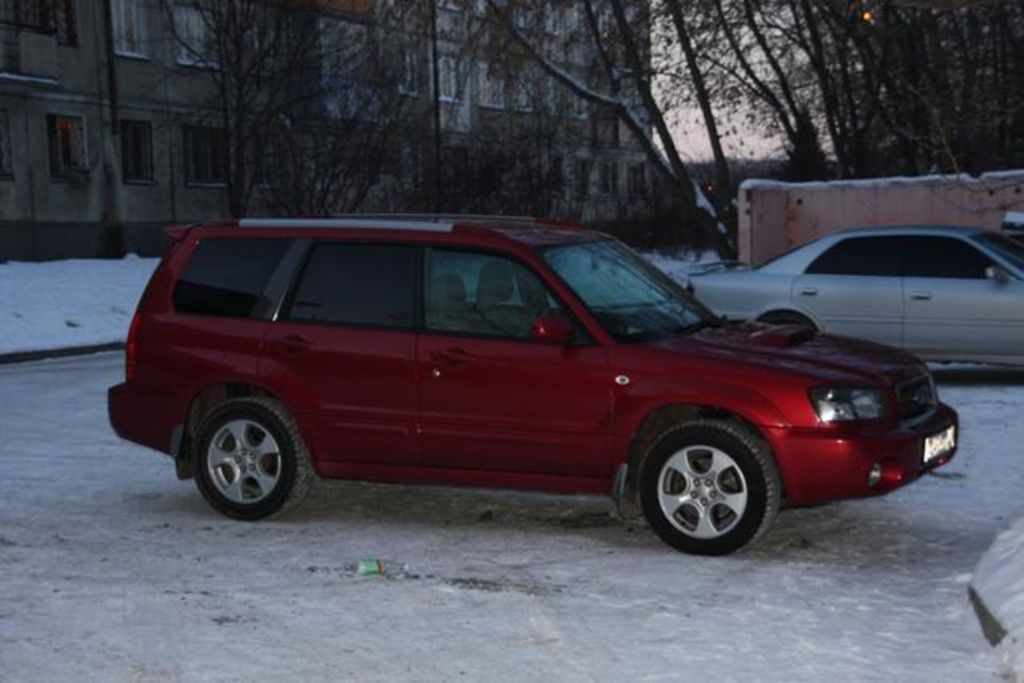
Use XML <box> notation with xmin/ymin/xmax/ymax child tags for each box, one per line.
<box><xmin>642</xmin><ymin>324</ymin><xmax>927</xmax><ymax>387</ymax></box>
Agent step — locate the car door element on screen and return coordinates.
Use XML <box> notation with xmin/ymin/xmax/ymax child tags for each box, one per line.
<box><xmin>902</xmin><ymin>236</ymin><xmax>1024</xmax><ymax>360</ymax></box>
<box><xmin>790</xmin><ymin>236</ymin><xmax>905</xmax><ymax>346</ymax></box>
<box><xmin>417</xmin><ymin>248</ymin><xmax>613</xmax><ymax>478</ymax></box>
<box><xmin>262</xmin><ymin>242</ymin><xmax>421</xmax><ymax>465</ymax></box>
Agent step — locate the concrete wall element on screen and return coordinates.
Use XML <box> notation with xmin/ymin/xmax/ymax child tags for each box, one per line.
<box><xmin>738</xmin><ymin>171</ymin><xmax>1024</xmax><ymax>265</ymax></box>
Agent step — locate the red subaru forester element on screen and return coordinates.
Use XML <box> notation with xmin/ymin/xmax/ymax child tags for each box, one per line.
<box><xmin>108</xmin><ymin>216</ymin><xmax>958</xmax><ymax>555</ymax></box>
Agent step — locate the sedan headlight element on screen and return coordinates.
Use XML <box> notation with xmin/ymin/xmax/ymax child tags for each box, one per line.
<box><xmin>810</xmin><ymin>387</ymin><xmax>885</xmax><ymax>422</ymax></box>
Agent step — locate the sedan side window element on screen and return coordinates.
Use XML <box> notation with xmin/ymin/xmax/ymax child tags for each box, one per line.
<box><xmin>425</xmin><ymin>249</ymin><xmax>561</xmax><ymax>339</ymax></box>
<box><xmin>901</xmin><ymin>237</ymin><xmax>993</xmax><ymax>279</ymax></box>
<box><xmin>805</xmin><ymin>237</ymin><xmax>904</xmax><ymax>276</ymax></box>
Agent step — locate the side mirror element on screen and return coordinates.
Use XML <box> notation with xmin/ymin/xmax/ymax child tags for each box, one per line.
<box><xmin>531</xmin><ymin>310</ymin><xmax>574</xmax><ymax>345</ymax></box>
<box><xmin>986</xmin><ymin>265</ymin><xmax>1011</xmax><ymax>285</ymax></box>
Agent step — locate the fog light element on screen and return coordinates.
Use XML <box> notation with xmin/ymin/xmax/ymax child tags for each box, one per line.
<box><xmin>867</xmin><ymin>463</ymin><xmax>882</xmax><ymax>488</ymax></box>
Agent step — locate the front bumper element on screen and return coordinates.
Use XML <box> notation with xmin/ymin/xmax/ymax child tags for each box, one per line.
<box><xmin>765</xmin><ymin>403</ymin><xmax>958</xmax><ymax>506</ymax></box>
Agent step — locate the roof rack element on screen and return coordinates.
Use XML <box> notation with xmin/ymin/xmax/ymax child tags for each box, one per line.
<box><xmin>237</xmin><ymin>217</ymin><xmax>454</xmax><ymax>233</ymax></box>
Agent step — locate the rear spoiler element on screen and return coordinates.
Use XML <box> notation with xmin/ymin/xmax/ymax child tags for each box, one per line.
<box><xmin>164</xmin><ymin>224</ymin><xmax>197</xmax><ymax>244</ymax></box>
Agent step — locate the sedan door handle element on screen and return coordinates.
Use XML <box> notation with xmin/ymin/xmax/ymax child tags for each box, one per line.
<box><xmin>798</xmin><ymin>287</ymin><xmax>818</xmax><ymax>297</ymax></box>
<box><xmin>909</xmin><ymin>292</ymin><xmax>933</xmax><ymax>301</ymax></box>
<box><xmin>276</xmin><ymin>335</ymin><xmax>311</xmax><ymax>353</ymax></box>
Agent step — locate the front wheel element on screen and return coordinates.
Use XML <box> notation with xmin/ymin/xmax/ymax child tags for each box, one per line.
<box><xmin>639</xmin><ymin>420</ymin><xmax>781</xmax><ymax>555</ymax></box>
<box><xmin>192</xmin><ymin>397</ymin><xmax>314</xmax><ymax>521</ymax></box>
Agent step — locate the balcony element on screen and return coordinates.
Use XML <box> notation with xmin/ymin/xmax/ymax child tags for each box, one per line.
<box><xmin>0</xmin><ymin>1</ymin><xmax>59</xmax><ymax>79</ymax></box>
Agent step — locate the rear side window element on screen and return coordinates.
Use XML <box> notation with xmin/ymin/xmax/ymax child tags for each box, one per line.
<box><xmin>902</xmin><ymin>236</ymin><xmax>993</xmax><ymax>279</ymax></box>
<box><xmin>806</xmin><ymin>237</ymin><xmax>904</xmax><ymax>276</ymax></box>
<box><xmin>286</xmin><ymin>244</ymin><xmax>418</xmax><ymax>329</ymax></box>
<box><xmin>173</xmin><ymin>238</ymin><xmax>291</xmax><ymax>318</ymax></box>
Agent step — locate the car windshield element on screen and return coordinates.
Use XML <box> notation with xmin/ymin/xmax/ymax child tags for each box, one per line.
<box><xmin>973</xmin><ymin>233</ymin><xmax>1024</xmax><ymax>274</ymax></box>
<box><xmin>541</xmin><ymin>239</ymin><xmax>718</xmax><ymax>343</ymax></box>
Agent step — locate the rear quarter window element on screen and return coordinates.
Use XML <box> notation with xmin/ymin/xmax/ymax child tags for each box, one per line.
<box><xmin>172</xmin><ymin>238</ymin><xmax>291</xmax><ymax>318</ymax></box>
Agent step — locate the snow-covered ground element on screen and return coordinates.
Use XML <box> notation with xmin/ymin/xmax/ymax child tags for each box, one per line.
<box><xmin>974</xmin><ymin>514</ymin><xmax>1024</xmax><ymax>674</ymax></box>
<box><xmin>1</xmin><ymin>354</ymin><xmax>1020</xmax><ymax>681</ymax></box>
<box><xmin>0</xmin><ymin>257</ymin><xmax>158</xmax><ymax>356</ymax></box>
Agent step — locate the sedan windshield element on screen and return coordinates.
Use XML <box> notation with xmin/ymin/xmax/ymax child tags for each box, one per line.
<box><xmin>973</xmin><ymin>233</ymin><xmax>1024</xmax><ymax>274</ymax></box>
<box><xmin>541</xmin><ymin>240</ymin><xmax>718</xmax><ymax>342</ymax></box>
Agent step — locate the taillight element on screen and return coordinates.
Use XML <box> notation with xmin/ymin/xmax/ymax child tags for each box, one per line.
<box><xmin>126</xmin><ymin>312</ymin><xmax>142</xmax><ymax>382</ymax></box>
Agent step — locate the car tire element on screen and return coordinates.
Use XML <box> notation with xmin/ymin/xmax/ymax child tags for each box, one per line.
<box><xmin>192</xmin><ymin>397</ymin><xmax>314</xmax><ymax>521</ymax></box>
<box><xmin>639</xmin><ymin>419</ymin><xmax>781</xmax><ymax>555</ymax></box>
<box><xmin>757</xmin><ymin>310</ymin><xmax>816</xmax><ymax>328</ymax></box>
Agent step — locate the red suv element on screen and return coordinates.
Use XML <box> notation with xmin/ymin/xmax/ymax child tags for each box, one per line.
<box><xmin>108</xmin><ymin>216</ymin><xmax>958</xmax><ymax>555</ymax></box>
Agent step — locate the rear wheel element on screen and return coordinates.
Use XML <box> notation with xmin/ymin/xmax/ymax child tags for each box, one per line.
<box><xmin>757</xmin><ymin>310</ymin><xmax>816</xmax><ymax>328</ymax></box>
<box><xmin>639</xmin><ymin>420</ymin><xmax>781</xmax><ymax>555</ymax></box>
<box><xmin>192</xmin><ymin>398</ymin><xmax>313</xmax><ymax>521</ymax></box>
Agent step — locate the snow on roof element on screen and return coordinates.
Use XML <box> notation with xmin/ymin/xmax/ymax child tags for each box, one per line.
<box><xmin>740</xmin><ymin>169</ymin><xmax>1024</xmax><ymax>193</ymax></box>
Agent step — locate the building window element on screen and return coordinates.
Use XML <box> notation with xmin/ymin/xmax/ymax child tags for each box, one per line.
<box><xmin>439</xmin><ymin>56</ymin><xmax>461</xmax><ymax>103</ymax></box>
<box><xmin>398</xmin><ymin>46</ymin><xmax>418</xmax><ymax>96</ymax></box>
<box><xmin>0</xmin><ymin>110</ymin><xmax>12</xmax><ymax>178</ymax></box>
<box><xmin>477</xmin><ymin>61</ymin><xmax>504</xmax><ymax>109</ymax></box>
<box><xmin>627</xmin><ymin>163</ymin><xmax>647</xmax><ymax>198</ymax></box>
<box><xmin>600</xmin><ymin>162</ymin><xmax>618</xmax><ymax>196</ymax></box>
<box><xmin>47</xmin><ymin>114</ymin><xmax>88</xmax><ymax>177</ymax></box>
<box><xmin>174</xmin><ymin>4</ymin><xmax>215</xmax><ymax>67</ymax></box>
<box><xmin>121</xmin><ymin>120</ymin><xmax>153</xmax><ymax>183</ymax></box>
<box><xmin>183</xmin><ymin>125</ymin><xmax>227</xmax><ymax>185</ymax></box>
<box><xmin>512</xmin><ymin>77</ymin><xmax>533</xmax><ymax>113</ymax></box>
<box><xmin>575</xmin><ymin>159</ymin><xmax>591</xmax><ymax>198</ymax></box>
<box><xmin>112</xmin><ymin>0</ymin><xmax>145</xmax><ymax>56</ymax></box>
<box><xmin>56</xmin><ymin>0</ymin><xmax>77</xmax><ymax>46</ymax></box>
<box><xmin>571</xmin><ymin>93</ymin><xmax>588</xmax><ymax>119</ymax></box>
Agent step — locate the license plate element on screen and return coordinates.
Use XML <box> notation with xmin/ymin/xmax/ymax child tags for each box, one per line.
<box><xmin>923</xmin><ymin>426</ymin><xmax>956</xmax><ymax>464</ymax></box>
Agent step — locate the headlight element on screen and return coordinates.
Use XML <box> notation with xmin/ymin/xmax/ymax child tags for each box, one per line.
<box><xmin>810</xmin><ymin>387</ymin><xmax>885</xmax><ymax>422</ymax></box>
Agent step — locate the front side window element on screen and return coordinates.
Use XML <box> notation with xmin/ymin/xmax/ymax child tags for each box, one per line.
<box><xmin>184</xmin><ymin>125</ymin><xmax>227</xmax><ymax>185</ymax></box>
<box><xmin>47</xmin><ymin>114</ymin><xmax>88</xmax><ymax>176</ymax></box>
<box><xmin>806</xmin><ymin>236</ymin><xmax>903</xmax><ymax>276</ymax></box>
<box><xmin>542</xmin><ymin>240</ymin><xmax>715</xmax><ymax>343</ymax></box>
<box><xmin>287</xmin><ymin>244</ymin><xmax>418</xmax><ymax>329</ymax></box>
<box><xmin>902</xmin><ymin>236</ymin><xmax>993</xmax><ymax>279</ymax></box>
<box><xmin>173</xmin><ymin>238</ymin><xmax>291</xmax><ymax>318</ymax></box>
<box><xmin>973</xmin><ymin>233</ymin><xmax>1024</xmax><ymax>274</ymax></box>
<box><xmin>425</xmin><ymin>250</ymin><xmax>562</xmax><ymax>340</ymax></box>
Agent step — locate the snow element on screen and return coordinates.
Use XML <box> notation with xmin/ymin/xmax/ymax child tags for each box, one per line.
<box><xmin>742</xmin><ymin>169</ymin><xmax>1024</xmax><ymax>193</ymax></box>
<box><xmin>1005</xmin><ymin>211</ymin><xmax>1024</xmax><ymax>227</ymax></box>
<box><xmin>642</xmin><ymin>248</ymin><xmax>719</xmax><ymax>285</ymax></box>
<box><xmin>0</xmin><ymin>257</ymin><xmax>158</xmax><ymax>356</ymax></box>
<box><xmin>973</xmin><ymin>514</ymin><xmax>1024</xmax><ymax>674</ymax></box>
<box><xmin>0</xmin><ymin>354</ymin><xmax>1018</xmax><ymax>680</ymax></box>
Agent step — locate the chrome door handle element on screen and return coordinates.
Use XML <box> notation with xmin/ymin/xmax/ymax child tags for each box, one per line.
<box><xmin>909</xmin><ymin>292</ymin><xmax>933</xmax><ymax>301</ymax></box>
<box><xmin>798</xmin><ymin>288</ymin><xmax>818</xmax><ymax>296</ymax></box>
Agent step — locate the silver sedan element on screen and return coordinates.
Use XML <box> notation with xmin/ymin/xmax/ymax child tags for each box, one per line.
<box><xmin>690</xmin><ymin>226</ymin><xmax>1024</xmax><ymax>364</ymax></box>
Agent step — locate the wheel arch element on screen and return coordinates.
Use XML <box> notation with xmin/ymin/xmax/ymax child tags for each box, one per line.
<box><xmin>753</xmin><ymin>305</ymin><xmax>821</xmax><ymax>329</ymax></box>
<box><xmin>174</xmin><ymin>380</ymin><xmax>293</xmax><ymax>479</ymax></box>
<box><xmin>615</xmin><ymin>403</ymin><xmax>782</xmax><ymax>518</ymax></box>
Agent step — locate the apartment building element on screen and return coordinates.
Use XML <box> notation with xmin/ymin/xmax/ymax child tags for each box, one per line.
<box><xmin>0</xmin><ymin>0</ymin><xmax>652</xmax><ymax>260</ymax></box>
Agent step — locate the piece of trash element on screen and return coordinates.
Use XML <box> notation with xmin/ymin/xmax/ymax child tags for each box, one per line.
<box><xmin>357</xmin><ymin>559</ymin><xmax>385</xmax><ymax>576</ymax></box>
<box><xmin>65</xmin><ymin>320</ymin><xmax>81</xmax><ymax>328</ymax></box>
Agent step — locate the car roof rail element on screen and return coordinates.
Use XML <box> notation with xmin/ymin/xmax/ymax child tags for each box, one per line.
<box><xmin>237</xmin><ymin>217</ymin><xmax>454</xmax><ymax>232</ymax></box>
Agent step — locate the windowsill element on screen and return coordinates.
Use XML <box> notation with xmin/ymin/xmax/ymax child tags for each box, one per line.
<box><xmin>115</xmin><ymin>51</ymin><xmax>150</xmax><ymax>61</ymax></box>
<box><xmin>177</xmin><ymin>59</ymin><xmax>218</xmax><ymax>72</ymax></box>
<box><xmin>478</xmin><ymin>102</ymin><xmax>506</xmax><ymax>111</ymax></box>
<box><xmin>50</xmin><ymin>171</ymin><xmax>91</xmax><ymax>183</ymax></box>
<box><xmin>399</xmin><ymin>90</ymin><xmax>419</xmax><ymax>97</ymax></box>
<box><xmin>439</xmin><ymin>97</ymin><xmax>460</xmax><ymax>105</ymax></box>
<box><xmin>185</xmin><ymin>181</ymin><xmax>228</xmax><ymax>189</ymax></box>
<box><xmin>123</xmin><ymin>179</ymin><xmax>156</xmax><ymax>186</ymax></box>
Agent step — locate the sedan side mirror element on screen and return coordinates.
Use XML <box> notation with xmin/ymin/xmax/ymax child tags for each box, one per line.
<box><xmin>986</xmin><ymin>264</ymin><xmax>1011</xmax><ymax>285</ymax></box>
<box><xmin>531</xmin><ymin>310</ymin><xmax>574</xmax><ymax>345</ymax></box>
